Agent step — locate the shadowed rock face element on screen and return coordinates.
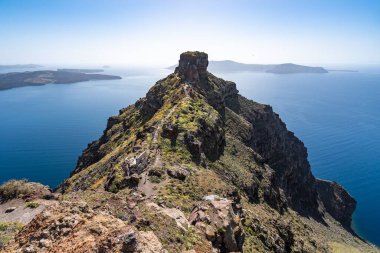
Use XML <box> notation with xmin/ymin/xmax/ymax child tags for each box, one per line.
<box><xmin>316</xmin><ymin>179</ymin><xmax>357</xmax><ymax>228</ymax></box>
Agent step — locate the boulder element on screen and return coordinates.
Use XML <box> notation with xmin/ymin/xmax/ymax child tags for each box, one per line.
<box><xmin>189</xmin><ymin>196</ymin><xmax>245</xmax><ymax>252</ymax></box>
<box><xmin>127</xmin><ymin>174</ymin><xmax>140</xmax><ymax>186</ymax></box>
<box><xmin>38</xmin><ymin>238</ymin><xmax>52</xmax><ymax>248</ymax></box>
<box><xmin>146</xmin><ymin>202</ymin><xmax>189</xmax><ymax>231</ymax></box>
<box><xmin>123</xmin><ymin>229</ymin><xmax>165</xmax><ymax>253</ymax></box>
<box><xmin>148</xmin><ymin>168</ymin><xmax>163</xmax><ymax>177</ymax></box>
<box><xmin>122</xmin><ymin>230</ymin><xmax>138</xmax><ymax>252</ymax></box>
<box><xmin>136</xmin><ymin>231</ymin><xmax>166</xmax><ymax>253</ymax></box>
<box><xmin>166</xmin><ymin>166</ymin><xmax>190</xmax><ymax>181</ymax></box>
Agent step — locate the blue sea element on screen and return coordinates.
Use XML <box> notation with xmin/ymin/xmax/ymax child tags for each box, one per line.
<box><xmin>0</xmin><ymin>66</ymin><xmax>379</xmax><ymax>246</ymax></box>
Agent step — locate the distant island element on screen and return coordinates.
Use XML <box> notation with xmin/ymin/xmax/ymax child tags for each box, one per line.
<box><xmin>327</xmin><ymin>69</ymin><xmax>359</xmax><ymax>73</ymax></box>
<box><xmin>0</xmin><ymin>70</ymin><xmax>121</xmax><ymax>91</ymax></box>
<box><xmin>168</xmin><ymin>60</ymin><xmax>329</xmax><ymax>74</ymax></box>
<box><xmin>57</xmin><ymin>68</ymin><xmax>104</xmax><ymax>73</ymax></box>
<box><xmin>265</xmin><ymin>63</ymin><xmax>328</xmax><ymax>74</ymax></box>
<box><xmin>0</xmin><ymin>64</ymin><xmax>43</xmax><ymax>70</ymax></box>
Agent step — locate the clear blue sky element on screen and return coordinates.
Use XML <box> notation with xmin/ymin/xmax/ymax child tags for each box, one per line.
<box><xmin>0</xmin><ymin>0</ymin><xmax>379</xmax><ymax>66</ymax></box>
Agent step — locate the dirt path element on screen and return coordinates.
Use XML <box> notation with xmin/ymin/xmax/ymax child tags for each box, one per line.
<box><xmin>183</xmin><ymin>83</ymin><xmax>190</xmax><ymax>99</ymax></box>
<box><xmin>151</xmin><ymin>104</ymin><xmax>178</xmax><ymax>149</ymax></box>
<box><xmin>138</xmin><ymin>84</ymin><xmax>191</xmax><ymax>198</ymax></box>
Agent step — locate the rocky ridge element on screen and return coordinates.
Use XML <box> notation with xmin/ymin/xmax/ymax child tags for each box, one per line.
<box><xmin>1</xmin><ymin>51</ymin><xmax>378</xmax><ymax>252</ymax></box>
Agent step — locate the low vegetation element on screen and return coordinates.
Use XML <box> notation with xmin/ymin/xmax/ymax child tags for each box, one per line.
<box><xmin>0</xmin><ymin>179</ymin><xmax>32</xmax><ymax>202</ymax></box>
<box><xmin>138</xmin><ymin>204</ymin><xmax>210</xmax><ymax>252</ymax></box>
<box><xmin>0</xmin><ymin>222</ymin><xmax>23</xmax><ymax>249</ymax></box>
<box><xmin>25</xmin><ymin>202</ymin><xmax>40</xmax><ymax>209</ymax></box>
<box><xmin>157</xmin><ymin>169</ymin><xmax>230</xmax><ymax>212</ymax></box>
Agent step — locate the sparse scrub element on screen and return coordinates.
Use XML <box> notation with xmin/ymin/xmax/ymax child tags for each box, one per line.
<box><xmin>0</xmin><ymin>222</ymin><xmax>24</xmax><ymax>249</ymax></box>
<box><xmin>25</xmin><ymin>202</ymin><xmax>40</xmax><ymax>209</ymax></box>
<box><xmin>0</xmin><ymin>179</ymin><xmax>32</xmax><ymax>202</ymax></box>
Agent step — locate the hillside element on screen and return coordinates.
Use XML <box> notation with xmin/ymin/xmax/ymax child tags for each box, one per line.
<box><xmin>1</xmin><ymin>52</ymin><xmax>378</xmax><ymax>253</ymax></box>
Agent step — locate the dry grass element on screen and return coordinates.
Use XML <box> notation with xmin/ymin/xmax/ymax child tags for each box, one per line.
<box><xmin>329</xmin><ymin>242</ymin><xmax>364</xmax><ymax>253</ymax></box>
<box><xmin>157</xmin><ymin>169</ymin><xmax>230</xmax><ymax>212</ymax></box>
<box><xmin>0</xmin><ymin>179</ymin><xmax>32</xmax><ymax>202</ymax></box>
<box><xmin>0</xmin><ymin>222</ymin><xmax>24</xmax><ymax>249</ymax></box>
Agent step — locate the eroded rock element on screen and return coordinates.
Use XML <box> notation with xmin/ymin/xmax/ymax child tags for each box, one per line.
<box><xmin>146</xmin><ymin>202</ymin><xmax>189</xmax><ymax>231</ymax></box>
<box><xmin>316</xmin><ymin>179</ymin><xmax>356</xmax><ymax>227</ymax></box>
<box><xmin>175</xmin><ymin>51</ymin><xmax>208</xmax><ymax>82</ymax></box>
<box><xmin>189</xmin><ymin>196</ymin><xmax>245</xmax><ymax>252</ymax></box>
<box><xmin>166</xmin><ymin>166</ymin><xmax>190</xmax><ymax>181</ymax></box>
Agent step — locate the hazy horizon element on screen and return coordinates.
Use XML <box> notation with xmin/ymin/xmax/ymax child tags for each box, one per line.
<box><xmin>1</xmin><ymin>0</ymin><xmax>379</xmax><ymax>66</ymax></box>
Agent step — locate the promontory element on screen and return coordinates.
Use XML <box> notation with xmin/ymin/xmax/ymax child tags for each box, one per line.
<box><xmin>0</xmin><ymin>52</ymin><xmax>378</xmax><ymax>253</ymax></box>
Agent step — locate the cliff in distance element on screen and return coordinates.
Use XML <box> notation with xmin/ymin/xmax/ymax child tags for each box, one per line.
<box><xmin>1</xmin><ymin>52</ymin><xmax>378</xmax><ymax>253</ymax></box>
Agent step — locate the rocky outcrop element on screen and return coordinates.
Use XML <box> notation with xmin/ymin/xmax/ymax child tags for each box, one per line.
<box><xmin>189</xmin><ymin>195</ymin><xmax>245</xmax><ymax>252</ymax></box>
<box><xmin>316</xmin><ymin>179</ymin><xmax>356</xmax><ymax>227</ymax></box>
<box><xmin>175</xmin><ymin>51</ymin><xmax>208</xmax><ymax>82</ymax></box>
<box><xmin>146</xmin><ymin>202</ymin><xmax>190</xmax><ymax>231</ymax></box>
<box><xmin>122</xmin><ymin>230</ymin><xmax>166</xmax><ymax>253</ymax></box>
<box><xmin>183</xmin><ymin>115</ymin><xmax>225</xmax><ymax>164</ymax></box>
<box><xmin>0</xmin><ymin>180</ymin><xmax>56</xmax><ymax>203</ymax></box>
<box><xmin>161</xmin><ymin>123</ymin><xmax>179</xmax><ymax>146</ymax></box>
<box><xmin>166</xmin><ymin>166</ymin><xmax>190</xmax><ymax>181</ymax></box>
<box><xmin>3</xmin><ymin>201</ymin><xmax>165</xmax><ymax>253</ymax></box>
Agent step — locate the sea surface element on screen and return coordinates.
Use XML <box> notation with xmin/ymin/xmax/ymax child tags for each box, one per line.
<box><xmin>0</xmin><ymin>66</ymin><xmax>379</xmax><ymax>246</ymax></box>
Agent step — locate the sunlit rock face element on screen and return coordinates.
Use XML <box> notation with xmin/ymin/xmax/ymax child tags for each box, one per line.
<box><xmin>175</xmin><ymin>51</ymin><xmax>209</xmax><ymax>82</ymax></box>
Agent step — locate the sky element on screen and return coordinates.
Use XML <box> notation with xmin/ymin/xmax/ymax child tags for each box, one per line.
<box><xmin>0</xmin><ymin>0</ymin><xmax>379</xmax><ymax>66</ymax></box>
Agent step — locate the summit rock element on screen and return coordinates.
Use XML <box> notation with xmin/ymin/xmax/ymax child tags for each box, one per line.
<box><xmin>175</xmin><ymin>51</ymin><xmax>209</xmax><ymax>82</ymax></box>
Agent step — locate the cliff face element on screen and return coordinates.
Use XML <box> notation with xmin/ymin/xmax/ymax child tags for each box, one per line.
<box><xmin>3</xmin><ymin>52</ymin><xmax>377</xmax><ymax>253</ymax></box>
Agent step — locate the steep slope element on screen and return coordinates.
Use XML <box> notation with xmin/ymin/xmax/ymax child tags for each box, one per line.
<box><xmin>2</xmin><ymin>52</ymin><xmax>378</xmax><ymax>253</ymax></box>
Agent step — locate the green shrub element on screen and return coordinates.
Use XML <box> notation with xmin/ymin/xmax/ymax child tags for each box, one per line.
<box><xmin>150</xmin><ymin>176</ymin><xmax>162</xmax><ymax>184</ymax></box>
<box><xmin>0</xmin><ymin>223</ymin><xmax>8</xmax><ymax>231</ymax></box>
<box><xmin>25</xmin><ymin>202</ymin><xmax>39</xmax><ymax>209</ymax></box>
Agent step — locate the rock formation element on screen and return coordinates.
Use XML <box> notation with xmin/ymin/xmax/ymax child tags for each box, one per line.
<box><xmin>1</xmin><ymin>52</ymin><xmax>378</xmax><ymax>252</ymax></box>
<box><xmin>189</xmin><ymin>195</ymin><xmax>245</xmax><ymax>252</ymax></box>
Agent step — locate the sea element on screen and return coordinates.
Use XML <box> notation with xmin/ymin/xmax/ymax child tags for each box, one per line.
<box><xmin>0</xmin><ymin>65</ymin><xmax>379</xmax><ymax>246</ymax></box>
